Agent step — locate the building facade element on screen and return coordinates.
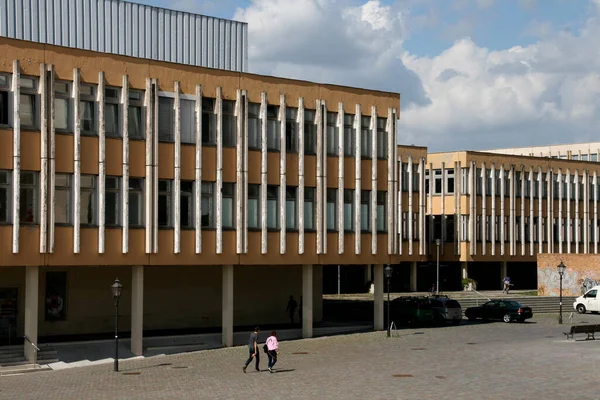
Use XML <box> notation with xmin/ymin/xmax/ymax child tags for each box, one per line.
<box><xmin>485</xmin><ymin>142</ymin><xmax>600</xmax><ymax>162</ymax></box>
<box><xmin>0</xmin><ymin>34</ymin><xmax>413</xmax><ymax>360</ymax></box>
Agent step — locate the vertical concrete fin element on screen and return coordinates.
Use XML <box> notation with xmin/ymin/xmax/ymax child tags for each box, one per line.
<box><xmin>48</xmin><ymin>64</ymin><xmax>56</xmax><ymax>254</ymax></box>
<box><xmin>144</xmin><ymin>78</ymin><xmax>153</xmax><ymax>254</ymax></box>
<box><xmin>298</xmin><ymin>97</ymin><xmax>305</xmax><ymax>254</ymax></box>
<box><xmin>441</xmin><ymin>161</ymin><xmax>446</xmax><ymax>255</ymax></box>
<box><xmin>152</xmin><ymin>79</ymin><xmax>159</xmax><ymax>253</ymax></box>
<box><xmin>529</xmin><ymin>167</ymin><xmax>534</xmax><ymax>257</ymax></box>
<box><xmin>243</xmin><ymin>90</ymin><xmax>249</xmax><ymax>254</ymax></box>
<box><xmin>500</xmin><ymin>165</ymin><xmax>505</xmax><ymax>256</ymax></box>
<box><xmin>260</xmin><ymin>92</ymin><xmax>268</xmax><ymax>254</ymax></box>
<box><xmin>371</xmin><ymin>106</ymin><xmax>377</xmax><ymax>255</ymax></box>
<box><xmin>216</xmin><ymin>86</ymin><xmax>223</xmax><ymax>254</ymax></box>
<box><xmin>173</xmin><ymin>81</ymin><xmax>181</xmax><ymax>254</ymax></box>
<box><xmin>195</xmin><ymin>85</ymin><xmax>203</xmax><ymax>254</ymax></box>
<box><xmin>235</xmin><ymin>89</ymin><xmax>244</xmax><ymax>254</ymax></box>
<box><xmin>11</xmin><ymin>60</ymin><xmax>20</xmax><ymax>254</ymax></box>
<box><xmin>399</xmin><ymin>156</ymin><xmax>403</xmax><ymax>255</ymax></box>
<box><xmin>315</xmin><ymin>100</ymin><xmax>323</xmax><ymax>255</ymax></box>
<box><xmin>354</xmin><ymin>104</ymin><xmax>361</xmax><ymax>255</ymax></box>
<box><xmin>122</xmin><ymin>74</ymin><xmax>130</xmax><ymax>254</ymax></box>
<box><xmin>558</xmin><ymin>168</ymin><xmax>563</xmax><ymax>254</ymax></box>
<box><xmin>419</xmin><ymin>157</ymin><xmax>426</xmax><ymax>256</ymax></box>
<box><xmin>408</xmin><ymin>156</ymin><xmax>413</xmax><ymax>256</ymax></box>
<box><xmin>98</xmin><ymin>71</ymin><xmax>106</xmax><ymax>254</ymax></box>
<box><xmin>491</xmin><ymin>164</ymin><xmax>496</xmax><ymax>256</ymax></box>
<box><xmin>538</xmin><ymin>168</ymin><xmax>543</xmax><ymax>254</ymax></box>
<box><xmin>39</xmin><ymin>62</ymin><xmax>48</xmax><ymax>254</ymax></box>
<box><xmin>481</xmin><ymin>163</ymin><xmax>486</xmax><ymax>255</ymax></box>
<box><xmin>279</xmin><ymin>94</ymin><xmax>287</xmax><ymax>254</ymax></box>
<box><xmin>337</xmin><ymin>102</ymin><xmax>344</xmax><ymax>255</ymax></box>
<box><xmin>594</xmin><ymin>171</ymin><xmax>598</xmax><ymax>254</ymax></box>
<box><xmin>73</xmin><ymin>67</ymin><xmax>81</xmax><ymax>254</ymax></box>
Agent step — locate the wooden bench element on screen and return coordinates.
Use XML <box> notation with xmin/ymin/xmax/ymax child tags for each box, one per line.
<box><xmin>563</xmin><ymin>324</ymin><xmax>599</xmax><ymax>340</ymax></box>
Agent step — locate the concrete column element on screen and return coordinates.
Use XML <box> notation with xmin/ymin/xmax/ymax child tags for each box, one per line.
<box><xmin>131</xmin><ymin>266</ymin><xmax>144</xmax><ymax>356</ymax></box>
<box><xmin>24</xmin><ymin>266</ymin><xmax>39</xmax><ymax>362</ymax></box>
<box><xmin>302</xmin><ymin>265</ymin><xmax>314</xmax><ymax>338</ymax></box>
<box><xmin>500</xmin><ymin>261</ymin><xmax>507</xmax><ymax>289</ymax></box>
<box><xmin>222</xmin><ymin>265</ymin><xmax>234</xmax><ymax>347</ymax></box>
<box><xmin>365</xmin><ymin>264</ymin><xmax>372</xmax><ymax>284</ymax></box>
<box><xmin>373</xmin><ymin>264</ymin><xmax>384</xmax><ymax>331</ymax></box>
<box><xmin>410</xmin><ymin>261</ymin><xmax>417</xmax><ymax>292</ymax></box>
<box><xmin>460</xmin><ymin>262</ymin><xmax>468</xmax><ymax>280</ymax></box>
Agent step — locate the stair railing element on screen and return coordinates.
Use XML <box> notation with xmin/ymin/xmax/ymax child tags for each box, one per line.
<box><xmin>23</xmin><ymin>335</ymin><xmax>40</xmax><ymax>369</ymax></box>
<box><xmin>470</xmin><ymin>289</ymin><xmax>491</xmax><ymax>306</ymax></box>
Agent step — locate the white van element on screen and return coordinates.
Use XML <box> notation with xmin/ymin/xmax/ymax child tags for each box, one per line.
<box><xmin>574</xmin><ymin>286</ymin><xmax>600</xmax><ymax>314</ymax></box>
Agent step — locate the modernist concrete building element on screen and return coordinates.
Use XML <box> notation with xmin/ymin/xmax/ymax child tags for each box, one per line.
<box><xmin>420</xmin><ymin>150</ymin><xmax>600</xmax><ymax>292</ymax></box>
<box><xmin>485</xmin><ymin>142</ymin><xmax>600</xmax><ymax>161</ymax></box>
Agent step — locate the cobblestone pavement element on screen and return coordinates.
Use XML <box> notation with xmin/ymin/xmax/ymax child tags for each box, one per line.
<box><xmin>2</xmin><ymin>314</ymin><xmax>600</xmax><ymax>400</ymax></box>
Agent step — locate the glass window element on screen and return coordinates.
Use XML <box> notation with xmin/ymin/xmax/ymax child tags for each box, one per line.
<box><xmin>180</xmin><ymin>99</ymin><xmax>196</xmax><ymax>144</ymax></box>
<box><xmin>55</xmin><ymin>81</ymin><xmax>71</xmax><ymax>131</ymax></box>
<box><xmin>582</xmin><ymin>154</ymin><xmax>589</xmax><ymax>161</ymax></box>
<box><xmin>222</xmin><ymin>183</ymin><xmax>235</xmax><ymax>228</ymax></box>
<box><xmin>592</xmin><ymin>153</ymin><xmax>598</xmax><ymax>162</ymax></box>
<box><xmin>304</xmin><ymin>110</ymin><xmax>316</xmax><ymax>155</ymax></box>
<box><xmin>18</xmin><ymin>171</ymin><xmax>37</xmax><ymax>224</ymax></box>
<box><xmin>344</xmin><ymin>189</ymin><xmax>354</xmax><ymax>231</ymax></box>
<box><xmin>267</xmin><ymin>105</ymin><xmax>280</xmax><ymax>151</ymax></box>
<box><xmin>202</xmin><ymin>98</ymin><xmax>216</xmax><ymax>145</ymax></box>
<box><xmin>267</xmin><ymin>185</ymin><xmax>279</xmax><ymax>229</ymax></box>
<box><xmin>55</xmin><ymin>173</ymin><xmax>71</xmax><ymax>224</ymax></box>
<box><xmin>105</xmin><ymin>176</ymin><xmax>120</xmax><ymax>226</ymax></box>
<box><xmin>0</xmin><ymin>74</ymin><xmax>9</xmax><ymax>126</ymax></box>
<box><xmin>376</xmin><ymin>118</ymin><xmax>387</xmax><ymax>159</ymax></box>
<box><xmin>20</xmin><ymin>77</ymin><xmax>37</xmax><ymax>129</ymax></box>
<box><xmin>361</xmin><ymin>190</ymin><xmax>370</xmax><ymax>231</ymax></box>
<box><xmin>248</xmin><ymin>103</ymin><xmax>260</xmax><ymax>150</ymax></box>
<box><xmin>129</xmin><ymin>178</ymin><xmax>144</xmax><ymax>226</ymax></box>
<box><xmin>286</xmin><ymin>108</ymin><xmax>298</xmax><ymax>153</ymax></box>
<box><xmin>304</xmin><ymin>187</ymin><xmax>315</xmax><ymax>230</ymax></box>
<box><xmin>344</xmin><ymin>114</ymin><xmax>355</xmax><ymax>157</ymax></box>
<box><xmin>201</xmin><ymin>182</ymin><xmax>214</xmax><ymax>228</ymax></box>
<box><xmin>181</xmin><ymin>181</ymin><xmax>194</xmax><ymax>228</ymax></box>
<box><xmin>80</xmin><ymin>84</ymin><xmax>96</xmax><ymax>135</ymax></box>
<box><xmin>80</xmin><ymin>175</ymin><xmax>96</xmax><ymax>225</ymax></box>
<box><xmin>0</xmin><ymin>170</ymin><xmax>9</xmax><ymax>223</ymax></box>
<box><xmin>361</xmin><ymin>116</ymin><xmax>371</xmax><ymax>158</ymax></box>
<box><xmin>376</xmin><ymin>191</ymin><xmax>386</xmax><ymax>232</ymax></box>
<box><xmin>446</xmin><ymin>170</ymin><xmax>455</xmax><ymax>194</ymax></box>
<box><xmin>434</xmin><ymin>170</ymin><xmax>443</xmax><ymax>194</ymax></box>
<box><xmin>572</xmin><ymin>154</ymin><xmax>579</xmax><ymax>160</ymax></box>
<box><xmin>105</xmin><ymin>87</ymin><xmax>120</xmax><ymax>137</ymax></box>
<box><xmin>326</xmin><ymin>188</ymin><xmax>336</xmax><ymax>231</ymax></box>
<box><xmin>222</xmin><ymin>100</ymin><xmax>236</xmax><ymax>148</ymax></box>
<box><xmin>158</xmin><ymin>96</ymin><xmax>174</xmax><ymax>142</ymax></box>
<box><xmin>248</xmin><ymin>184</ymin><xmax>260</xmax><ymax>229</ymax></box>
<box><xmin>286</xmin><ymin>186</ymin><xmax>296</xmax><ymax>230</ymax></box>
<box><xmin>326</xmin><ymin>112</ymin><xmax>338</xmax><ymax>156</ymax></box>
<box><xmin>128</xmin><ymin>90</ymin><xmax>145</xmax><ymax>139</ymax></box>
<box><xmin>157</xmin><ymin>180</ymin><xmax>171</xmax><ymax>227</ymax></box>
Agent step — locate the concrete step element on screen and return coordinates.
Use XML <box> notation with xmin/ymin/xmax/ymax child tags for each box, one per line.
<box><xmin>0</xmin><ymin>364</ymin><xmax>52</xmax><ymax>377</ymax></box>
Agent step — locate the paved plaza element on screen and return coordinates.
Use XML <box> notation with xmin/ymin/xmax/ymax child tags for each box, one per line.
<box><xmin>2</xmin><ymin>314</ymin><xmax>600</xmax><ymax>400</ymax></box>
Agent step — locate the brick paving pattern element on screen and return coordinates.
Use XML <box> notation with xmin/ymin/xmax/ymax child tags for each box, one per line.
<box><xmin>1</xmin><ymin>314</ymin><xmax>599</xmax><ymax>400</ymax></box>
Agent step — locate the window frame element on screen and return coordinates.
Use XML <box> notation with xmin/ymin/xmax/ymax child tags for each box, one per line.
<box><xmin>202</xmin><ymin>98</ymin><xmax>217</xmax><ymax>146</ymax></box>
<box><xmin>343</xmin><ymin>189</ymin><xmax>354</xmax><ymax>232</ymax></box>
<box><xmin>247</xmin><ymin>103</ymin><xmax>261</xmax><ymax>150</ymax></box>
<box><xmin>128</xmin><ymin>89</ymin><xmax>145</xmax><ymax>140</ymax></box>
<box><xmin>360</xmin><ymin>190</ymin><xmax>370</xmax><ymax>232</ymax></box>
<box><xmin>304</xmin><ymin>109</ymin><xmax>316</xmax><ymax>155</ymax></box>
<box><xmin>0</xmin><ymin>170</ymin><xmax>10</xmax><ymax>224</ymax></box>
<box><xmin>222</xmin><ymin>100</ymin><xmax>236</xmax><ymax>148</ymax></box>
<box><xmin>0</xmin><ymin>73</ymin><xmax>10</xmax><ymax>127</ymax></box>
<box><xmin>267</xmin><ymin>185</ymin><xmax>279</xmax><ymax>230</ymax></box>
<box><xmin>247</xmin><ymin>184</ymin><xmax>260</xmax><ymax>229</ymax></box>
<box><xmin>286</xmin><ymin>186</ymin><xmax>297</xmax><ymax>231</ymax></box>
<box><xmin>105</xmin><ymin>176</ymin><xmax>120</xmax><ymax>226</ymax></box>
<box><xmin>222</xmin><ymin>182</ymin><xmax>236</xmax><ymax>229</ymax></box>
<box><xmin>79</xmin><ymin>83</ymin><xmax>97</xmax><ymax>136</ymax></box>
<box><xmin>80</xmin><ymin>174</ymin><xmax>97</xmax><ymax>226</ymax></box>
<box><xmin>55</xmin><ymin>173</ymin><xmax>72</xmax><ymax>225</ymax></box>
<box><xmin>180</xmin><ymin>180</ymin><xmax>194</xmax><ymax>228</ymax></box>
<box><xmin>360</xmin><ymin>116</ymin><xmax>372</xmax><ymax>159</ymax></box>
<box><xmin>286</xmin><ymin>108</ymin><xmax>298</xmax><ymax>153</ymax></box>
<box><xmin>201</xmin><ymin>181</ymin><xmax>214</xmax><ymax>228</ymax></box>
<box><xmin>104</xmin><ymin>86</ymin><xmax>121</xmax><ymax>138</ymax></box>
<box><xmin>326</xmin><ymin>112</ymin><xmax>338</xmax><ymax>156</ymax></box>
<box><xmin>158</xmin><ymin>93</ymin><xmax>175</xmax><ymax>142</ymax></box>
<box><xmin>376</xmin><ymin>191</ymin><xmax>387</xmax><ymax>232</ymax></box>
<box><xmin>343</xmin><ymin>114</ymin><xmax>355</xmax><ymax>157</ymax></box>
<box><xmin>266</xmin><ymin>105</ymin><xmax>280</xmax><ymax>151</ymax></box>
<box><xmin>128</xmin><ymin>178</ymin><xmax>144</xmax><ymax>227</ymax></box>
<box><xmin>157</xmin><ymin>179</ymin><xmax>172</xmax><ymax>228</ymax></box>
<box><xmin>376</xmin><ymin>117</ymin><xmax>387</xmax><ymax>159</ymax></box>
<box><xmin>304</xmin><ymin>187</ymin><xmax>316</xmax><ymax>231</ymax></box>
<box><xmin>180</xmin><ymin>95</ymin><xmax>197</xmax><ymax>145</ymax></box>
<box><xmin>54</xmin><ymin>81</ymin><xmax>72</xmax><ymax>133</ymax></box>
<box><xmin>20</xmin><ymin>76</ymin><xmax>39</xmax><ymax>130</ymax></box>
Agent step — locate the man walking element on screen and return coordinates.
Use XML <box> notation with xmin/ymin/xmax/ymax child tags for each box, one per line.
<box><xmin>286</xmin><ymin>295</ymin><xmax>298</xmax><ymax>325</ymax></box>
<box><xmin>243</xmin><ymin>326</ymin><xmax>260</xmax><ymax>373</ymax></box>
<box><xmin>503</xmin><ymin>276</ymin><xmax>512</xmax><ymax>294</ymax></box>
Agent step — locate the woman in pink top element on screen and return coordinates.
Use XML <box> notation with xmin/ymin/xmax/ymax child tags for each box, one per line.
<box><xmin>266</xmin><ymin>331</ymin><xmax>279</xmax><ymax>373</ymax></box>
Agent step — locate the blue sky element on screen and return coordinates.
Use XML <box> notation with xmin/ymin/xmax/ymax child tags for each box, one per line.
<box><xmin>139</xmin><ymin>0</ymin><xmax>600</xmax><ymax>151</ymax></box>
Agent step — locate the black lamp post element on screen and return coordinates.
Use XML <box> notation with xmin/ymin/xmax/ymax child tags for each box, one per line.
<box><xmin>557</xmin><ymin>262</ymin><xmax>566</xmax><ymax>325</ymax></box>
<box><xmin>384</xmin><ymin>265</ymin><xmax>393</xmax><ymax>337</ymax></box>
<box><xmin>111</xmin><ymin>278</ymin><xmax>123</xmax><ymax>372</ymax></box>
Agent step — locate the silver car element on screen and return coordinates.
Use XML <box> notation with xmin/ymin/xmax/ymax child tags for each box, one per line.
<box><xmin>429</xmin><ymin>297</ymin><xmax>463</xmax><ymax>325</ymax></box>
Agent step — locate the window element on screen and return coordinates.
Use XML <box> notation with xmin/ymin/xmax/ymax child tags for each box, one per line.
<box><xmin>361</xmin><ymin>116</ymin><xmax>372</xmax><ymax>158</ymax></box>
<box><xmin>129</xmin><ymin>178</ymin><xmax>144</xmax><ymax>227</ymax></box>
<box><xmin>181</xmin><ymin>181</ymin><xmax>194</xmax><ymax>228</ymax></box>
<box><xmin>376</xmin><ymin>191</ymin><xmax>386</xmax><ymax>232</ymax></box>
<box><xmin>326</xmin><ymin>112</ymin><xmax>338</xmax><ymax>156</ymax></box>
<box><xmin>343</xmin><ymin>114</ymin><xmax>355</xmax><ymax>157</ymax></box>
<box><xmin>105</xmin><ymin>87</ymin><xmax>120</xmax><ymax>137</ymax></box>
<box><xmin>361</xmin><ymin>190</ymin><xmax>370</xmax><ymax>231</ymax></box>
<box><xmin>157</xmin><ymin>180</ymin><xmax>171</xmax><ymax>227</ymax></box>
<box><xmin>304</xmin><ymin>110</ymin><xmax>316</xmax><ymax>155</ymax></box>
<box><xmin>592</xmin><ymin>153</ymin><xmax>598</xmax><ymax>162</ymax></box>
<box><xmin>181</xmin><ymin>98</ymin><xmax>196</xmax><ymax>144</ymax></box>
<box><xmin>326</xmin><ymin>188</ymin><xmax>336</xmax><ymax>231</ymax></box>
<box><xmin>304</xmin><ymin>187</ymin><xmax>315</xmax><ymax>230</ymax></box>
<box><xmin>0</xmin><ymin>74</ymin><xmax>9</xmax><ymax>126</ymax></box>
<box><xmin>222</xmin><ymin>100</ymin><xmax>236</xmax><ymax>148</ymax></box>
<box><xmin>0</xmin><ymin>170</ymin><xmax>9</xmax><ymax>223</ymax></box>
<box><xmin>267</xmin><ymin>105</ymin><xmax>280</xmax><ymax>151</ymax></box>
<box><xmin>572</xmin><ymin>154</ymin><xmax>579</xmax><ymax>160</ymax></box>
<box><xmin>476</xmin><ymin>168</ymin><xmax>482</xmax><ymax>195</ymax></box>
<box><xmin>376</xmin><ymin>117</ymin><xmax>387</xmax><ymax>159</ymax></box>
<box><xmin>20</xmin><ymin>77</ymin><xmax>38</xmax><ymax>129</ymax></box>
<box><xmin>248</xmin><ymin>103</ymin><xmax>260</xmax><ymax>150</ymax></box>
<box><xmin>18</xmin><ymin>172</ymin><xmax>37</xmax><ymax>224</ymax></box>
<box><xmin>80</xmin><ymin>84</ymin><xmax>96</xmax><ymax>135</ymax></box>
<box><xmin>401</xmin><ymin>163</ymin><xmax>409</xmax><ymax>192</ymax></box>
<box><xmin>434</xmin><ymin>170</ymin><xmax>443</xmax><ymax>194</ymax></box>
<box><xmin>222</xmin><ymin>183</ymin><xmax>235</xmax><ymax>228</ymax></box>
<box><xmin>267</xmin><ymin>185</ymin><xmax>279</xmax><ymax>229</ymax></box>
<box><xmin>461</xmin><ymin>168</ymin><xmax>469</xmax><ymax>195</ymax></box>
<box><xmin>55</xmin><ymin>173</ymin><xmax>71</xmax><ymax>224</ymax></box>
<box><xmin>586</xmin><ymin>289</ymin><xmax>597</xmax><ymax>299</ymax></box>
<box><xmin>202</xmin><ymin>98</ymin><xmax>216</xmax><ymax>145</ymax></box>
<box><xmin>201</xmin><ymin>182</ymin><xmax>214</xmax><ymax>228</ymax></box>
<box><xmin>248</xmin><ymin>184</ymin><xmax>260</xmax><ymax>229</ymax></box>
<box><xmin>582</xmin><ymin>154</ymin><xmax>589</xmax><ymax>161</ymax></box>
<box><xmin>55</xmin><ymin>81</ymin><xmax>71</xmax><ymax>131</ymax></box>
<box><xmin>286</xmin><ymin>108</ymin><xmax>298</xmax><ymax>153</ymax></box>
<box><xmin>158</xmin><ymin>96</ymin><xmax>174</xmax><ymax>142</ymax></box>
<box><xmin>128</xmin><ymin>90</ymin><xmax>144</xmax><ymax>139</ymax></box>
<box><xmin>105</xmin><ymin>176</ymin><xmax>120</xmax><ymax>226</ymax></box>
<box><xmin>286</xmin><ymin>187</ymin><xmax>297</xmax><ymax>230</ymax></box>
<box><xmin>344</xmin><ymin>189</ymin><xmax>354</xmax><ymax>231</ymax></box>
<box><xmin>446</xmin><ymin>170</ymin><xmax>455</xmax><ymax>194</ymax></box>
<box><xmin>80</xmin><ymin>175</ymin><xmax>96</xmax><ymax>225</ymax></box>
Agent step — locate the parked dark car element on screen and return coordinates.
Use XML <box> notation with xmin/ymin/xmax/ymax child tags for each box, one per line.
<box><xmin>465</xmin><ymin>300</ymin><xmax>533</xmax><ymax>323</ymax></box>
<box><xmin>429</xmin><ymin>296</ymin><xmax>462</xmax><ymax>325</ymax></box>
<box><xmin>390</xmin><ymin>296</ymin><xmax>434</xmax><ymax>326</ymax></box>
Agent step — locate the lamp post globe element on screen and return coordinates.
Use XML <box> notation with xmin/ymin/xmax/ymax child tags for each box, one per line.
<box><xmin>557</xmin><ymin>262</ymin><xmax>566</xmax><ymax>325</ymax></box>
<box><xmin>111</xmin><ymin>278</ymin><xmax>123</xmax><ymax>372</ymax></box>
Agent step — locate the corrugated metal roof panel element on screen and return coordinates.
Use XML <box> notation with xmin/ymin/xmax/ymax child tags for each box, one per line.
<box><xmin>0</xmin><ymin>0</ymin><xmax>248</xmax><ymax>72</ymax></box>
